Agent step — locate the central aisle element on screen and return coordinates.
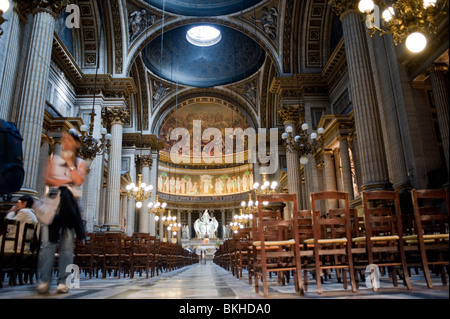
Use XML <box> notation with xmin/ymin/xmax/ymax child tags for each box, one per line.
<box><xmin>0</xmin><ymin>260</ymin><xmax>448</xmax><ymax>299</ymax></box>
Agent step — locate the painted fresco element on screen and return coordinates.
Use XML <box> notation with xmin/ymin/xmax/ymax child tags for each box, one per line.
<box><xmin>159</xmin><ymin>102</ymin><xmax>249</xmax><ymax>155</ymax></box>
<box><xmin>157</xmin><ymin>165</ymin><xmax>254</xmax><ymax>196</ymax></box>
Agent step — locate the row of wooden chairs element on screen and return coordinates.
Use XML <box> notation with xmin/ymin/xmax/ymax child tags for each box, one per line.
<box><xmin>73</xmin><ymin>232</ymin><xmax>199</xmax><ymax>280</ymax></box>
<box><xmin>214</xmin><ymin>189</ymin><xmax>449</xmax><ymax>297</ymax></box>
<box><xmin>0</xmin><ymin>220</ymin><xmax>39</xmax><ymax>287</ymax></box>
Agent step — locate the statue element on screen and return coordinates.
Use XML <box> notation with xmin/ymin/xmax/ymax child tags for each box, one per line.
<box><xmin>182</xmin><ymin>225</ymin><xmax>190</xmax><ymax>240</ymax></box>
<box><xmin>129</xmin><ymin>9</ymin><xmax>155</xmax><ymax>41</ymax></box>
<box><xmin>194</xmin><ymin>210</ymin><xmax>219</xmax><ymax>239</ymax></box>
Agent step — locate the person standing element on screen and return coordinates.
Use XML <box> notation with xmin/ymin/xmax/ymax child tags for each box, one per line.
<box><xmin>37</xmin><ymin>129</ymin><xmax>87</xmax><ymax>294</ymax></box>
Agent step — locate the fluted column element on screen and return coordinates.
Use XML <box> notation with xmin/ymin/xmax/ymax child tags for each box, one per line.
<box><xmin>137</xmin><ymin>156</ymin><xmax>152</xmax><ymax>233</ymax></box>
<box><xmin>279</xmin><ymin>105</ymin><xmax>303</xmax><ymax>209</ymax></box>
<box><xmin>15</xmin><ymin>1</ymin><xmax>68</xmax><ymax>197</ymax></box>
<box><xmin>323</xmin><ymin>151</ymin><xmax>337</xmax><ymax>210</ymax></box>
<box><xmin>339</xmin><ymin>136</ymin><xmax>354</xmax><ymax>200</ymax></box>
<box><xmin>0</xmin><ymin>2</ymin><xmax>21</xmax><ymax>120</ymax></box>
<box><xmin>429</xmin><ymin>63</ymin><xmax>449</xmax><ymax>176</ymax></box>
<box><xmin>330</xmin><ymin>1</ymin><xmax>390</xmax><ymax>190</ymax></box>
<box><xmin>103</xmin><ymin>107</ymin><xmax>127</xmax><ymax>230</ymax></box>
<box><xmin>148</xmin><ymin>151</ymin><xmax>159</xmax><ymax>235</ymax></box>
<box><xmin>187</xmin><ymin>210</ymin><xmax>192</xmax><ymax>239</ymax></box>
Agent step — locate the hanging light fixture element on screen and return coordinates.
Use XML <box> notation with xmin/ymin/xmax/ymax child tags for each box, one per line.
<box><xmin>229</xmin><ymin>221</ymin><xmax>243</xmax><ymax>234</ymax></box>
<box><xmin>356</xmin><ymin>0</ymin><xmax>448</xmax><ymax>53</ymax></box>
<box><xmin>78</xmin><ymin>0</ymin><xmax>112</xmax><ymax>161</ymax></box>
<box><xmin>149</xmin><ymin>194</ymin><xmax>167</xmax><ymax>215</ymax></box>
<box><xmin>79</xmin><ymin>114</ymin><xmax>112</xmax><ymax>161</ymax></box>
<box><xmin>282</xmin><ymin>123</ymin><xmax>325</xmax><ymax>165</ymax></box>
<box><xmin>252</xmin><ymin>171</ymin><xmax>278</xmax><ymax>195</ymax></box>
<box><xmin>167</xmin><ymin>221</ymin><xmax>182</xmax><ymax>236</ymax></box>
<box><xmin>126</xmin><ymin>173</ymin><xmax>153</xmax><ymax>208</ymax></box>
<box><xmin>238</xmin><ymin>193</ymin><xmax>258</xmax><ymax>223</ymax></box>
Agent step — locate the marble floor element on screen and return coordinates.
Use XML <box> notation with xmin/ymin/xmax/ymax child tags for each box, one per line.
<box><xmin>0</xmin><ymin>261</ymin><xmax>448</xmax><ymax>300</ymax></box>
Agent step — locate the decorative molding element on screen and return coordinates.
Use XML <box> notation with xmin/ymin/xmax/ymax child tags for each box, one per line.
<box><xmin>16</xmin><ymin>0</ymin><xmax>70</xmax><ymax>20</ymax></box>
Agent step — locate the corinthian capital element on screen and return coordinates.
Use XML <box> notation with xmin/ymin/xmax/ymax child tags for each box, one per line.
<box><xmin>136</xmin><ymin>155</ymin><xmax>153</xmax><ymax>170</ymax></box>
<box><xmin>278</xmin><ymin>105</ymin><xmax>300</xmax><ymax>123</ymax></box>
<box><xmin>102</xmin><ymin>107</ymin><xmax>129</xmax><ymax>126</ymax></box>
<box><xmin>17</xmin><ymin>0</ymin><xmax>70</xmax><ymax>20</ymax></box>
<box><xmin>328</xmin><ymin>0</ymin><xmax>357</xmax><ymax>18</ymax></box>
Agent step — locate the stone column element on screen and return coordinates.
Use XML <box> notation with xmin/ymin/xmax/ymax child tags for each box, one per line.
<box><xmin>429</xmin><ymin>63</ymin><xmax>449</xmax><ymax>176</ymax></box>
<box><xmin>15</xmin><ymin>1</ymin><xmax>68</xmax><ymax>197</ymax></box>
<box><xmin>0</xmin><ymin>2</ymin><xmax>21</xmax><ymax>120</ymax></box>
<box><xmin>103</xmin><ymin>107</ymin><xmax>127</xmax><ymax>230</ymax></box>
<box><xmin>187</xmin><ymin>210</ymin><xmax>192</xmax><ymax>239</ymax></box>
<box><xmin>221</xmin><ymin>209</ymin><xmax>226</xmax><ymax>239</ymax></box>
<box><xmin>177</xmin><ymin>210</ymin><xmax>181</xmax><ymax>242</ymax></box>
<box><xmin>339</xmin><ymin>136</ymin><xmax>354</xmax><ymax>200</ymax></box>
<box><xmin>148</xmin><ymin>151</ymin><xmax>159</xmax><ymax>236</ymax></box>
<box><xmin>136</xmin><ymin>155</ymin><xmax>152</xmax><ymax>233</ymax></box>
<box><xmin>330</xmin><ymin>1</ymin><xmax>390</xmax><ymax>190</ymax></box>
<box><xmin>323</xmin><ymin>150</ymin><xmax>337</xmax><ymax>210</ymax></box>
<box><xmin>278</xmin><ymin>105</ymin><xmax>303</xmax><ymax>210</ymax></box>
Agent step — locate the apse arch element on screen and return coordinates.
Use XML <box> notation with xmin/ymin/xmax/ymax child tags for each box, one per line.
<box><xmin>150</xmin><ymin>89</ymin><xmax>259</xmax><ymax>138</ymax></box>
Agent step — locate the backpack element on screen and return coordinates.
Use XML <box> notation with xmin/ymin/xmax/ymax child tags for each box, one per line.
<box><xmin>0</xmin><ymin>118</ymin><xmax>25</xmax><ymax>195</ymax></box>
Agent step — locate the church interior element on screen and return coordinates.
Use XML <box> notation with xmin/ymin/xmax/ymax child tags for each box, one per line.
<box><xmin>0</xmin><ymin>0</ymin><xmax>449</xmax><ymax>300</ymax></box>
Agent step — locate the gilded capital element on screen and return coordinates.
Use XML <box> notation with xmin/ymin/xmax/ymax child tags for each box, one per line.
<box><xmin>328</xmin><ymin>0</ymin><xmax>357</xmax><ymax>18</ymax></box>
<box><xmin>278</xmin><ymin>105</ymin><xmax>300</xmax><ymax>123</ymax></box>
<box><xmin>17</xmin><ymin>0</ymin><xmax>70</xmax><ymax>20</ymax></box>
<box><xmin>136</xmin><ymin>155</ymin><xmax>153</xmax><ymax>168</ymax></box>
<box><xmin>102</xmin><ymin>107</ymin><xmax>128</xmax><ymax>126</ymax></box>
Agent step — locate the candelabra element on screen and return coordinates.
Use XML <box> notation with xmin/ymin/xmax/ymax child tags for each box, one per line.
<box><xmin>356</xmin><ymin>0</ymin><xmax>448</xmax><ymax>53</ymax></box>
<box><xmin>0</xmin><ymin>0</ymin><xmax>9</xmax><ymax>39</ymax></box>
<box><xmin>149</xmin><ymin>195</ymin><xmax>167</xmax><ymax>215</ymax></box>
<box><xmin>167</xmin><ymin>222</ymin><xmax>182</xmax><ymax>236</ymax></box>
<box><xmin>282</xmin><ymin>123</ymin><xmax>324</xmax><ymax>165</ymax></box>
<box><xmin>229</xmin><ymin>221</ymin><xmax>243</xmax><ymax>234</ymax></box>
<box><xmin>79</xmin><ymin>111</ymin><xmax>112</xmax><ymax>161</ymax></box>
<box><xmin>238</xmin><ymin>194</ymin><xmax>258</xmax><ymax>223</ymax></box>
<box><xmin>252</xmin><ymin>172</ymin><xmax>278</xmax><ymax>195</ymax></box>
<box><xmin>162</xmin><ymin>215</ymin><xmax>177</xmax><ymax>227</ymax></box>
<box><xmin>126</xmin><ymin>174</ymin><xmax>153</xmax><ymax>208</ymax></box>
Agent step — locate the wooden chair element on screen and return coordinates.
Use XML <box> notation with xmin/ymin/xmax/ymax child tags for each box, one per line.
<box><xmin>0</xmin><ymin>220</ymin><xmax>20</xmax><ymax>287</ymax></box>
<box><xmin>308</xmin><ymin>191</ymin><xmax>357</xmax><ymax>294</ymax></box>
<box><xmin>74</xmin><ymin>232</ymin><xmax>93</xmax><ymax>278</ymax></box>
<box><xmin>91</xmin><ymin>232</ymin><xmax>105</xmax><ymax>278</ymax></box>
<box><xmin>130</xmin><ymin>233</ymin><xmax>151</xmax><ymax>279</ymax></box>
<box><xmin>233</xmin><ymin>227</ymin><xmax>253</xmax><ymax>280</ymax></box>
<box><xmin>148</xmin><ymin>236</ymin><xmax>160</xmax><ymax>277</ymax></box>
<box><xmin>292</xmin><ymin>209</ymin><xmax>315</xmax><ymax>294</ymax></box>
<box><xmin>252</xmin><ymin>193</ymin><xmax>302</xmax><ymax>298</ymax></box>
<box><xmin>358</xmin><ymin>190</ymin><xmax>412</xmax><ymax>291</ymax></box>
<box><xmin>120</xmin><ymin>235</ymin><xmax>132</xmax><ymax>278</ymax></box>
<box><xmin>404</xmin><ymin>188</ymin><xmax>449</xmax><ymax>288</ymax></box>
<box><xmin>102</xmin><ymin>232</ymin><xmax>122</xmax><ymax>278</ymax></box>
<box><xmin>15</xmin><ymin>223</ymin><xmax>38</xmax><ymax>285</ymax></box>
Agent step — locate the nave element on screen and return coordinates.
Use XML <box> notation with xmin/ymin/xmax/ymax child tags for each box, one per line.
<box><xmin>0</xmin><ymin>261</ymin><xmax>447</xmax><ymax>300</ymax></box>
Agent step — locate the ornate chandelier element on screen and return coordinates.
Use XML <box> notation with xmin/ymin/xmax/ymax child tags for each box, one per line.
<box><xmin>79</xmin><ymin>111</ymin><xmax>112</xmax><ymax>161</ymax></box>
<box><xmin>162</xmin><ymin>215</ymin><xmax>176</xmax><ymax>227</ymax></box>
<box><xmin>167</xmin><ymin>222</ymin><xmax>182</xmax><ymax>236</ymax></box>
<box><xmin>149</xmin><ymin>195</ymin><xmax>167</xmax><ymax>215</ymax></box>
<box><xmin>229</xmin><ymin>221</ymin><xmax>243</xmax><ymax>234</ymax></box>
<box><xmin>282</xmin><ymin>123</ymin><xmax>324</xmax><ymax>165</ymax></box>
<box><xmin>126</xmin><ymin>173</ymin><xmax>153</xmax><ymax>208</ymax></box>
<box><xmin>357</xmin><ymin>0</ymin><xmax>449</xmax><ymax>52</ymax></box>
<box><xmin>252</xmin><ymin>172</ymin><xmax>278</xmax><ymax>195</ymax></box>
<box><xmin>238</xmin><ymin>194</ymin><xmax>258</xmax><ymax>223</ymax></box>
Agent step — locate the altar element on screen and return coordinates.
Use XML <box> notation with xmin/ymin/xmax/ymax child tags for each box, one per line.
<box><xmin>181</xmin><ymin>210</ymin><xmax>223</xmax><ymax>259</ymax></box>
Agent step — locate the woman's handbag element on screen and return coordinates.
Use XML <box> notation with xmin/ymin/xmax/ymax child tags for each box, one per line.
<box><xmin>34</xmin><ymin>188</ymin><xmax>61</xmax><ymax>225</ymax></box>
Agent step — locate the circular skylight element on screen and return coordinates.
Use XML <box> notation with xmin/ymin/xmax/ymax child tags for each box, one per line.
<box><xmin>186</xmin><ymin>26</ymin><xmax>222</xmax><ymax>47</ymax></box>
